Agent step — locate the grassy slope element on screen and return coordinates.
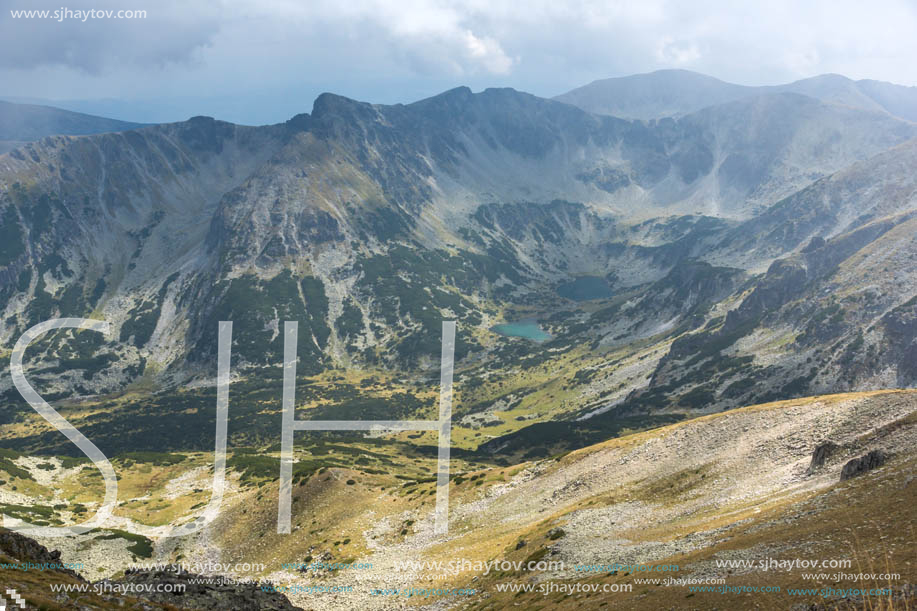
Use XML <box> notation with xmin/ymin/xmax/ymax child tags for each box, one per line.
<box><xmin>1</xmin><ymin>390</ymin><xmax>914</xmax><ymax>610</ymax></box>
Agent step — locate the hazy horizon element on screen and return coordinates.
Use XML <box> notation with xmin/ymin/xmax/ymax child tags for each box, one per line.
<box><xmin>2</xmin><ymin>0</ymin><xmax>917</xmax><ymax>124</ymax></box>
<box><xmin>4</xmin><ymin>67</ymin><xmax>917</xmax><ymax>127</ymax></box>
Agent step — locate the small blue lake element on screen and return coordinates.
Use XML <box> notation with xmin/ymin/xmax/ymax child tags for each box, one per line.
<box><xmin>491</xmin><ymin>319</ymin><xmax>552</xmax><ymax>342</ymax></box>
<box><xmin>557</xmin><ymin>275</ymin><xmax>613</xmax><ymax>301</ymax></box>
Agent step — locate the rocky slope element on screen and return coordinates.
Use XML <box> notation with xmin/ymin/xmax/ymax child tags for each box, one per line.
<box><xmin>6</xmin><ymin>390</ymin><xmax>913</xmax><ymax>611</ymax></box>
<box><xmin>0</xmin><ymin>527</ymin><xmax>301</xmax><ymax>610</ymax></box>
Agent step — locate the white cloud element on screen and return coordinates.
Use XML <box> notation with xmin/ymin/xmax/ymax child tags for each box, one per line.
<box><xmin>655</xmin><ymin>37</ymin><xmax>702</xmax><ymax>66</ymax></box>
<box><xmin>222</xmin><ymin>0</ymin><xmax>514</xmax><ymax>76</ymax></box>
<box><xmin>461</xmin><ymin>30</ymin><xmax>514</xmax><ymax>74</ymax></box>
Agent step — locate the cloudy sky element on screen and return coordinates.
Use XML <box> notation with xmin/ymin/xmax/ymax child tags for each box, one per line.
<box><xmin>1</xmin><ymin>0</ymin><xmax>916</xmax><ymax>125</ymax></box>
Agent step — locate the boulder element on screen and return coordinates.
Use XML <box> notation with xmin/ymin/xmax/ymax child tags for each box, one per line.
<box><xmin>840</xmin><ymin>450</ymin><xmax>887</xmax><ymax>481</ymax></box>
<box><xmin>808</xmin><ymin>441</ymin><xmax>839</xmax><ymax>473</ymax></box>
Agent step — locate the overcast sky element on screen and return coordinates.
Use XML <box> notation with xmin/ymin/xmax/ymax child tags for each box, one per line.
<box><xmin>1</xmin><ymin>0</ymin><xmax>916</xmax><ymax>125</ymax></box>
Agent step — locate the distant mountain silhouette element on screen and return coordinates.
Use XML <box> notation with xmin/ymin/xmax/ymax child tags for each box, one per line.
<box><xmin>555</xmin><ymin>69</ymin><xmax>917</xmax><ymax>121</ymax></box>
<box><xmin>0</xmin><ymin>99</ymin><xmax>145</xmax><ymax>153</ymax></box>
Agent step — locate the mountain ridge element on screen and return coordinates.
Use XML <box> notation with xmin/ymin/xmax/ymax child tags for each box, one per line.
<box><xmin>0</xmin><ymin>99</ymin><xmax>146</xmax><ymax>155</ymax></box>
<box><xmin>555</xmin><ymin>68</ymin><xmax>917</xmax><ymax>122</ymax></box>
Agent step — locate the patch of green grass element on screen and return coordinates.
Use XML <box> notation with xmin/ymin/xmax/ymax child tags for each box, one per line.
<box><xmin>93</xmin><ymin>529</ymin><xmax>154</xmax><ymax>558</ymax></box>
<box><xmin>0</xmin><ymin>449</ymin><xmax>32</xmax><ymax>481</ymax></box>
<box><xmin>227</xmin><ymin>453</ymin><xmax>338</xmax><ymax>485</ymax></box>
<box><xmin>0</xmin><ymin>503</ymin><xmax>58</xmax><ymax>524</ymax></box>
<box><xmin>115</xmin><ymin>452</ymin><xmax>186</xmax><ymax>467</ymax></box>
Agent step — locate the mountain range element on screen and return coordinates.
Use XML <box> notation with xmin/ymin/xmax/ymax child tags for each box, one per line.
<box><xmin>0</xmin><ymin>70</ymin><xmax>916</xmax><ymax>460</ymax></box>
<box><xmin>555</xmin><ymin>68</ymin><xmax>917</xmax><ymax>121</ymax></box>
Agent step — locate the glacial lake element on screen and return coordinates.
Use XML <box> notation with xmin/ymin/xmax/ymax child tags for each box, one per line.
<box><xmin>557</xmin><ymin>275</ymin><xmax>613</xmax><ymax>301</ymax></box>
<box><xmin>491</xmin><ymin>319</ymin><xmax>552</xmax><ymax>342</ymax></box>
